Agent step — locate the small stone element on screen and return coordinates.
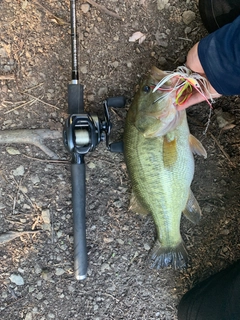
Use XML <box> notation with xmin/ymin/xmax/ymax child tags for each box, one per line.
<box><xmin>12</xmin><ymin>165</ymin><xmax>25</xmax><ymax>176</ymax></box>
<box><xmin>29</xmin><ymin>286</ymin><xmax>35</xmax><ymax>293</ymax></box>
<box><xmin>9</xmin><ymin>274</ymin><xmax>24</xmax><ymax>285</ymax></box>
<box><xmin>55</xmin><ymin>268</ymin><xmax>65</xmax><ymax>276</ymax></box>
<box><xmin>157</xmin><ymin>0</ymin><xmax>169</xmax><ymax>10</ymax></box>
<box><xmin>30</xmin><ymin>175</ymin><xmax>40</xmax><ymax>184</ymax></box>
<box><xmin>34</xmin><ymin>265</ymin><xmax>42</xmax><ymax>274</ymax></box>
<box><xmin>0</xmin><ymin>47</ymin><xmax>8</xmax><ymax>57</ymax></box>
<box><xmin>6</xmin><ymin>147</ymin><xmax>21</xmax><ymax>155</ymax></box>
<box><xmin>80</xmin><ymin>65</ymin><xmax>87</xmax><ymax>74</ymax></box>
<box><xmin>87</xmin><ymin>94</ymin><xmax>95</xmax><ymax>102</ymax></box>
<box><xmin>19</xmin><ymin>186</ymin><xmax>28</xmax><ymax>193</ymax></box>
<box><xmin>111</xmin><ymin>61</ymin><xmax>119</xmax><ymax>68</ymax></box>
<box><xmin>68</xmin><ymin>285</ymin><xmax>75</xmax><ymax>292</ymax></box>
<box><xmin>36</xmin><ymin>292</ymin><xmax>44</xmax><ymax>300</ymax></box>
<box><xmin>25</xmin><ymin>313</ymin><xmax>33</xmax><ymax>320</ymax></box>
<box><xmin>144</xmin><ymin>243</ymin><xmax>151</xmax><ymax>251</ymax></box>
<box><xmin>158</xmin><ymin>57</ymin><xmax>167</xmax><ymax>65</ymax></box>
<box><xmin>184</xmin><ymin>26</ymin><xmax>192</xmax><ymax>34</ymax></box>
<box><xmin>101</xmin><ymin>263</ymin><xmax>111</xmax><ymax>272</ymax></box>
<box><xmin>182</xmin><ymin>10</ymin><xmax>196</xmax><ymax>25</ymax></box>
<box><xmin>117</xmin><ymin>239</ymin><xmax>124</xmax><ymax>245</ymax></box>
<box><xmin>41</xmin><ymin>209</ymin><xmax>50</xmax><ymax>224</ymax></box>
<box><xmin>81</xmin><ymin>3</ymin><xmax>90</xmax><ymax>13</ymax></box>
<box><xmin>103</xmin><ymin>237</ymin><xmax>114</xmax><ymax>243</ymax></box>
<box><xmin>87</xmin><ymin>162</ymin><xmax>96</xmax><ymax>169</ymax></box>
<box><xmin>98</xmin><ymin>87</ymin><xmax>108</xmax><ymax>96</ymax></box>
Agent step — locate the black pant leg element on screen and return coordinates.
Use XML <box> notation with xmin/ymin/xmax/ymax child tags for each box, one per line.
<box><xmin>178</xmin><ymin>260</ymin><xmax>240</xmax><ymax>320</ymax></box>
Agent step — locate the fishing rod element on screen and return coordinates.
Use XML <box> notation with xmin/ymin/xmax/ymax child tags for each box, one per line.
<box><xmin>63</xmin><ymin>0</ymin><xmax>125</xmax><ymax>280</ymax></box>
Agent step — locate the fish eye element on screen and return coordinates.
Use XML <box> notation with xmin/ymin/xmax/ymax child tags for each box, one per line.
<box><xmin>142</xmin><ymin>85</ymin><xmax>151</xmax><ymax>93</ymax></box>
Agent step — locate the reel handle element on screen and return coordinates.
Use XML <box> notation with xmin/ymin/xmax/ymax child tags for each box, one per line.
<box><xmin>71</xmin><ymin>160</ymin><xmax>87</xmax><ymax>280</ymax></box>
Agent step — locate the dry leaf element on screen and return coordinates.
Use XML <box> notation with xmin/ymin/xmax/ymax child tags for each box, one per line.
<box><xmin>221</xmin><ymin>124</ymin><xmax>236</xmax><ymax>131</ymax></box>
<box><xmin>129</xmin><ymin>31</ymin><xmax>146</xmax><ymax>44</ymax></box>
<box><xmin>50</xmin><ymin>16</ymin><xmax>68</xmax><ymax>25</ymax></box>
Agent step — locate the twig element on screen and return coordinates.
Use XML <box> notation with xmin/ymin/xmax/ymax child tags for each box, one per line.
<box><xmin>22</xmin><ymin>154</ymin><xmax>68</xmax><ymax>163</ymax></box>
<box><xmin>22</xmin><ymin>82</ymin><xmax>44</xmax><ymax>92</ymax></box>
<box><xmin>4</xmin><ymin>98</ymin><xmax>36</xmax><ymax>114</ymax></box>
<box><xmin>0</xmin><ymin>230</ymin><xmax>42</xmax><ymax>245</ymax></box>
<box><xmin>0</xmin><ymin>128</ymin><xmax>62</xmax><ymax>159</ymax></box>
<box><xmin>86</xmin><ymin>0</ymin><xmax>122</xmax><ymax>20</ymax></box>
<box><xmin>32</xmin><ymin>0</ymin><xmax>68</xmax><ymax>25</ymax></box>
<box><xmin>21</xmin><ymin>92</ymin><xmax>60</xmax><ymax>110</ymax></box>
<box><xmin>0</xmin><ymin>74</ymin><xmax>15</xmax><ymax>80</ymax></box>
<box><xmin>209</xmin><ymin>132</ymin><xmax>236</xmax><ymax>168</ymax></box>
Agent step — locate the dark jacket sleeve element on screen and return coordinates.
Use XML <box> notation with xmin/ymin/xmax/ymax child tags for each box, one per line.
<box><xmin>198</xmin><ymin>15</ymin><xmax>240</xmax><ymax>95</ymax></box>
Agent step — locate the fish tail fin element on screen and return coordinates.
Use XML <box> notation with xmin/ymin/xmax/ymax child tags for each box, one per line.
<box><xmin>149</xmin><ymin>240</ymin><xmax>188</xmax><ymax>269</ymax></box>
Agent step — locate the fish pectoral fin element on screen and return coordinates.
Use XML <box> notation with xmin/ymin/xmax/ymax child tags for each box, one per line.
<box><xmin>129</xmin><ymin>191</ymin><xmax>149</xmax><ymax>215</ymax></box>
<box><xmin>163</xmin><ymin>135</ymin><xmax>177</xmax><ymax>167</ymax></box>
<box><xmin>183</xmin><ymin>189</ymin><xmax>202</xmax><ymax>224</ymax></box>
<box><xmin>189</xmin><ymin>134</ymin><xmax>207</xmax><ymax>158</ymax></box>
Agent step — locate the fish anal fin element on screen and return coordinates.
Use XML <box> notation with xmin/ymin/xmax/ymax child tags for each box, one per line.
<box><xmin>163</xmin><ymin>135</ymin><xmax>177</xmax><ymax>167</ymax></box>
<box><xmin>189</xmin><ymin>134</ymin><xmax>207</xmax><ymax>158</ymax></box>
<box><xmin>149</xmin><ymin>240</ymin><xmax>188</xmax><ymax>269</ymax></box>
<box><xmin>183</xmin><ymin>189</ymin><xmax>202</xmax><ymax>224</ymax></box>
<box><xmin>129</xmin><ymin>192</ymin><xmax>148</xmax><ymax>215</ymax></box>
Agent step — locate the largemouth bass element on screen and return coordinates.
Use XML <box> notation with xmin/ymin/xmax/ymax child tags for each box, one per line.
<box><xmin>123</xmin><ymin>66</ymin><xmax>207</xmax><ymax>269</ymax></box>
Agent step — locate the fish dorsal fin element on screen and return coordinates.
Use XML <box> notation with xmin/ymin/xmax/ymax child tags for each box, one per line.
<box><xmin>163</xmin><ymin>134</ymin><xmax>177</xmax><ymax>168</ymax></box>
<box><xmin>189</xmin><ymin>134</ymin><xmax>207</xmax><ymax>158</ymax></box>
<box><xmin>183</xmin><ymin>189</ymin><xmax>202</xmax><ymax>224</ymax></box>
<box><xmin>129</xmin><ymin>191</ymin><xmax>149</xmax><ymax>215</ymax></box>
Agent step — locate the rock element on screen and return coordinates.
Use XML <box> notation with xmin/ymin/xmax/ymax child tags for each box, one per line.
<box><xmin>101</xmin><ymin>263</ymin><xmax>111</xmax><ymax>272</ymax></box>
<box><xmin>30</xmin><ymin>175</ymin><xmax>40</xmax><ymax>184</ymax></box>
<box><xmin>36</xmin><ymin>292</ymin><xmax>43</xmax><ymax>300</ymax></box>
<box><xmin>25</xmin><ymin>313</ymin><xmax>33</xmax><ymax>320</ymax></box>
<box><xmin>144</xmin><ymin>243</ymin><xmax>151</xmax><ymax>251</ymax></box>
<box><xmin>6</xmin><ymin>147</ymin><xmax>21</xmax><ymax>155</ymax></box>
<box><xmin>9</xmin><ymin>274</ymin><xmax>24</xmax><ymax>285</ymax></box>
<box><xmin>80</xmin><ymin>65</ymin><xmax>87</xmax><ymax>74</ymax></box>
<box><xmin>12</xmin><ymin>165</ymin><xmax>25</xmax><ymax>176</ymax></box>
<box><xmin>157</xmin><ymin>0</ymin><xmax>169</xmax><ymax>10</ymax></box>
<box><xmin>182</xmin><ymin>10</ymin><xmax>196</xmax><ymax>25</ymax></box>
<box><xmin>87</xmin><ymin>162</ymin><xmax>96</xmax><ymax>169</ymax></box>
<box><xmin>111</xmin><ymin>61</ymin><xmax>119</xmax><ymax>68</ymax></box>
<box><xmin>41</xmin><ymin>209</ymin><xmax>50</xmax><ymax>224</ymax></box>
<box><xmin>81</xmin><ymin>3</ymin><xmax>90</xmax><ymax>13</ymax></box>
<box><xmin>98</xmin><ymin>87</ymin><xmax>108</xmax><ymax>96</ymax></box>
<box><xmin>34</xmin><ymin>265</ymin><xmax>42</xmax><ymax>275</ymax></box>
<box><xmin>55</xmin><ymin>268</ymin><xmax>65</xmax><ymax>276</ymax></box>
<box><xmin>117</xmin><ymin>239</ymin><xmax>124</xmax><ymax>245</ymax></box>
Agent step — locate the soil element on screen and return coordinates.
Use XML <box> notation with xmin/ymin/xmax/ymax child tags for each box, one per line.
<box><xmin>1</xmin><ymin>0</ymin><xmax>240</xmax><ymax>319</ymax></box>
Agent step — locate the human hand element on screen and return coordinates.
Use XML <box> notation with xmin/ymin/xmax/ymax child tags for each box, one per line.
<box><xmin>176</xmin><ymin>42</ymin><xmax>221</xmax><ymax>110</ymax></box>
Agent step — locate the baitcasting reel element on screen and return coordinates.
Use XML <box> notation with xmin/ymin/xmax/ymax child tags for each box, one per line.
<box><xmin>63</xmin><ymin>96</ymin><xmax>125</xmax><ymax>156</ymax></box>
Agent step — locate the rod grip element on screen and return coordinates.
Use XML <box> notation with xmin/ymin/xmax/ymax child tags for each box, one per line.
<box><xmin>71</xmin><ymin>162</ymin><xmax>87</xmax><ymax>280</ymax></box>
<box><xmin>68</xmin><ymin>83</ymin><xmax>84</xmax><ymax>114</ymax></box>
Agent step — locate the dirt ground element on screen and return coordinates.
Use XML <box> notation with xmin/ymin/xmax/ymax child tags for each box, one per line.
<box><xmin>1</xmin><ymin>0</ymin><xmax>240</xmax><ymax>319</ymax></box>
